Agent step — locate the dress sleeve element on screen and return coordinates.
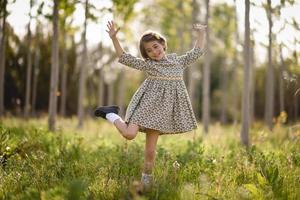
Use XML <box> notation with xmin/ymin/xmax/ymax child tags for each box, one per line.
<box><xmin>118</xmin><ymin>52</ymin><xmax>149</xmax><ymax>71</ymax></box>
<box><xmin>177</xmin><ymin>47</ymin><xmax>204</xmax><ymax>68</ymax></box>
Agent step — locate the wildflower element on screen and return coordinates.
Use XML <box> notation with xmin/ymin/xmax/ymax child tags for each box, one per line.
<box><xmin>173</xmin><ymin>160</ymin><xmax>180</xmax><ymax>170</ymax></box>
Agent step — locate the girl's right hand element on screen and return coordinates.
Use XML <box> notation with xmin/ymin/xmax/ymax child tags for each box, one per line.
<box><xmin>106</xmin><ymin>21</ymin><xmax>120</xmax><ymax>39</ymax></box>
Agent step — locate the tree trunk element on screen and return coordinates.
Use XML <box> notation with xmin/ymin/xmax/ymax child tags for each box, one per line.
<box><xmin>232</xmin><ymin>0</ymin><xmax>240</xmax><ymax>126</ymax></box>
<box><xmin>220</xmin><ymin>61</ymin><xmax>228</xmax><ymax>124</ymax></box>
<box><xmin>250</xmin><ymin>40</ymin><xmax>256</xmax><ymax>124</ymax></box>
<box><xmin>98</xmin><ymin>68</ymin><xmax>104</xmax><ymax>106</ymax></box>
<box><xmin>48</xmin><ymin>0</ymin><xmax>59</xmax><ymax>131</ymax></box>
<box><xmin>279</xmin><ymin>44</ymin><xmax>285</xmax><ymax>113</ymax></box>
<box><xmin>60</xmin><ymin>25</ymin><xmax>67</xmax><ymax>117</ymax></box>
<box><xmin>31</xmin><ymin>48</ymin><xmax>40</xmax><ymax>117</ymax></box>
<box><xmin>77</xmin><ymin>0</ymin><xmax>88</xmax><ymax>128</ymax></box>
<box><xmin>202</xmin><ymin>0</ymin><xmax>211</xmax><ymax>133</ymax></box>
<box><xmin>240</xmin><ymin>0</ymin><xmax>250</xmax><ymax>147</ymax></box>
<box><xmin>108</xmin><ymin>82</ymin><xmax>114</xmax><ymax>105</ymax></box>
<box><xmin>188</xmin><ymin>0</ymin><xmax>199</xmax><ymax>111</ymax></box>
<box><xmin>294</xmin><ymin>92</ymin><xmax>299</xmax><ymax>121</ymax></box>
<box><xmin>0</xmin><ymin>0</ymin><xmax>7</xmax><ymax>117</ymax></box>
<box><xmin>264</xmin><ymin>0</ymin><xmax>274</xmax><ymax>130</ymax></box>
<box><xmin>24</xmin><ymin>10</ymin><xmax>33</xmax><ymax>119</ymax></box>
<box><xmin>117</xmin><ymin>69</ymin><xmax>126</xmax><ymax>117</ymax></box>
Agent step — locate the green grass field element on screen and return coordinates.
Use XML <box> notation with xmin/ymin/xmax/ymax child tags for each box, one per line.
<box><xmin>0</xmin><ymin>117</ymin><xmax>299</xmax><ymax>200</ymax></box>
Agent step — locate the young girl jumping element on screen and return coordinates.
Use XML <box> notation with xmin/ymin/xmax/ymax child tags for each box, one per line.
<box><xmin>95</xmin><ymin>21</ymin><xmax>206</xmax><ymax>189</ymax></box>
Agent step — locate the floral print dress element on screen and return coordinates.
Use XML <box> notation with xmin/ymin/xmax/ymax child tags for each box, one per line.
<box><xmin>118</xmin><ymin>47</ymin><xmax>203</xmax><ymax>134</ymax></box>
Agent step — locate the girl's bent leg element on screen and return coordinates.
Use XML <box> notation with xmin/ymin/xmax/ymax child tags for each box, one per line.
<box><xmin>114</xmin><ymin>120</ymin><xmax>139</xmax><ymax>140</ymax></box>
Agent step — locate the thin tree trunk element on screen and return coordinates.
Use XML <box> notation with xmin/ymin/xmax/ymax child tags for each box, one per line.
<box><xmin>0</xmin><ymin>0</ymin><xmax>7</xmax><ymax>117</ymax></box>
<box><xmin>117</xmin><ymin>69</ymin><xmax>126</xmax><ymax>117</ymax></box>
<box><xmin>202</xmin><ymin>0</ymin><xmax>211</xmax><ymax>133</ymax></box>
<box><xmin>220</xmin><ymin>61</ymin><xmax>228</xmax><ymax>124</ymax></box>
<box><xmin>108</xmin><ymin>83</ymin><xmax>114</xmax><ymax>105</ymax></box>
<box><xmin>240</xmin><ymin>0</ymin><xmax>250</xmax><ymax>147</ymax></box>
<box><xmin>232</xmin><ymin>0</ymin><xmax>240</xmax><ymax>126</ymax></box>
<box><xmin>250</xmin><ymin>40</ymin><xmax>256</xmax><ymax>124</ymax></box>
<box><xmin>24</xmin><ymin>10</ymin><xmax>33</xmax><ymax>118</ymax></box>
<box><xmin>188</xmin><ymin>0</ymin><xmax>199</xmax><ymax>111</ymax></box>
<box><xmin>60</xmin><ymin>25</ymin><xmax>67</xmax><ymax>117</ymax></box>
<box><xmin>279</xmin><ymin>44</ymin><xmax>285</xmax><ymax>112</ymax></box>
<box><xmin>31</xmin><ymin>48</ymin><xmax>40</xmax><ymax>117</ymax></box>
<box><xmin>77</xmin><ymin>0</ymin><xmax>88</xmax><ymax>128</ymax></box>
<box><xmin>294</xmin><ymin>90</ymin><xmax>299</xmax><ymax>121</ymax></box>
<box><xmin>98</xmin><ymin>68</ymin><xmax>104</xmax><ymax>106</ymax></box>
<box><xmin>48</xmin><ymin>0</ymin><xmax>59</xmax><ymax>131</ymax></box>
<box><xmin>264</xmin><ymin>0</ymin><xmax>274</xmax><ymax>130</ymax></box>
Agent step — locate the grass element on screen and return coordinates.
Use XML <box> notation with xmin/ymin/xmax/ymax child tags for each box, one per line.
<box><xmin>0</xmin><ymin>117</ymin><xmax>299</xmax><ymax>200</ymax></box>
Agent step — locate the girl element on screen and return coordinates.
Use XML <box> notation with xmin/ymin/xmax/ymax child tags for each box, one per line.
<box><xmin>95</xmin><ymin>21</ymin><xmax>206</xmax><ymax>189</ymax></box>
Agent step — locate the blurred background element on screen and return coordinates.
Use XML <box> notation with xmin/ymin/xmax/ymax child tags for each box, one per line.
<box><xmin>0</xmin><ymin>0</ymin><xmax>299</xmax><ymax>129</ymax></box>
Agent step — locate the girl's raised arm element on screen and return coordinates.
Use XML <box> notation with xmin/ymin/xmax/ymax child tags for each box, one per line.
<box><xmin>176</xmin><ymin>24</ymin><xmax>207</xmax><ymax>67</ymax></box>
<box><xmin>106</xmin><ymin>21</ymin><xmax>124</xmax><ymax>57</ymax></box>
<box><xmin>193</xmin><ymin>24</ymin><xmax>206</xmax><ymax>50</ymax></box>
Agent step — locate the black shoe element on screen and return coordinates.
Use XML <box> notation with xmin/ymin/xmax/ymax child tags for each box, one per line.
<box><xmin>94</xmin><ymin>105</ymin><xmax>120</xmax><ymax>119</ymax></box>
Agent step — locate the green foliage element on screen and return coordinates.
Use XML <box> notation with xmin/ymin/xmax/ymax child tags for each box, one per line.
<box><xmin>0</xmin><ymin>118</ymin><xmax>299</xmax><ymax>199</ymax></box>
<box><xmin>112</xmin><ymin>0</ymin><xmax>139</xmax><ymax>22</ymax></box>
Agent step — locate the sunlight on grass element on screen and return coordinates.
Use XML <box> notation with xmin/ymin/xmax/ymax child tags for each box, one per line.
<box><xmin>1</xmin><ymin>117</ymin><xmax>300</xmax><ymax>199</ymax></box>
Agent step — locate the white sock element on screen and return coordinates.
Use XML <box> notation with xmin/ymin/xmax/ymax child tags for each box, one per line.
<box><xmin>106</xmin><ymin>113</ymin><xmax>121</xmax><ymax>123</ymax></box>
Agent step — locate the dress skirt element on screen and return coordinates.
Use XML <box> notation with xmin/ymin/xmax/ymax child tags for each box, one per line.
<box><xmin>125</xmin><ymin>78</ymin><xmax>197</xmax><ymax>134</ymax></box>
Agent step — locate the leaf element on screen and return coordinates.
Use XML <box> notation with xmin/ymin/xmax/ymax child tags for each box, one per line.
<box><xmin>271</xmin><ymin>167</ymin><xmax>279</xmax><ymax>184</ymax></box>
<box><xmin>257</xmin><ymin>173</ymin><xmax>267</xmax><ymax>186</ymax></box>
<box><xmin>244</xmin><ymin>184</ymin><xmax>260</xmax><ymax>196</ymax></box>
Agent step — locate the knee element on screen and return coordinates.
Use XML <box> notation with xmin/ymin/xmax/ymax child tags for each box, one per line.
<box><xmin>123</xmin><ymin>131</ymin><xmax>137</xmax><ymax>140</ymax></box>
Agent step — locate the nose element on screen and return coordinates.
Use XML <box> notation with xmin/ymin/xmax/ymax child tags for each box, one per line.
<box><xmin>153</xmin><ymin>49</ymin><xmax>160</xmax><ymax>56</ymax></box>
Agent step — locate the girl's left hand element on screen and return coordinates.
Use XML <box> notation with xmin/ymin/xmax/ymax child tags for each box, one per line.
<box><xmin>193</xmin><ymin>24</ymin><xmax>207</xmax><ymax>32</ymax></box>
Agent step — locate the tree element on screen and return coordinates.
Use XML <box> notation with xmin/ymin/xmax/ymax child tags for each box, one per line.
<box><xmin>264</xmin><ymin>0</ymin><xmax>274</xmax><ymax>130</ymax></box>
<box><xmin>202</xmin><ymin>0</ymin><xmax>211</xmax><ymax>133</ymax></box>
<box><xmin>0</xmin><ymin>0</ymin><xmax>8</xmax><ymax>117</ymax></box>
<box><xmin>240</xmin><ymin>0</ymin><xmax>250</xmax><ymax>147</ymax></box>
<box><xmin>187</xmin><ymin>0</ymin><xmax>200</xmax><ymax>111</ymax></box>
<box><xmin>211</xmin><ymin>4</ymin><xmax>236</xmax><ymax>124</ymax></box>
<box><xmin>59</xmin><ymin>0</ymin><xmax>76</xmax><ymax>117</ymax></box>
<box><xmin>77</xmin><ymin>0</ymin><xmax>89</xmax><ymax>128</ymax></box>
<box><xmin>250</xmin><ymin>39</ymin><xmax>256</xmax><ymax>124</ymax></box>
<box><xmin>24</xmin><ymin>0</ymin><xmax>34</xmax><ymax>118</ymax></box>
<box><xmin>232</xmin><ymin>0</ymin><xmax>241</xmax><ymax>125</ymax></box>
<box><xmin>48</xmin><ymin>0</ymin><xmax>59</xmax><ymax>131</ymax></box>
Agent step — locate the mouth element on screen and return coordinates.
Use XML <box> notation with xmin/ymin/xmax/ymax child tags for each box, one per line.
<box><xmin>154</xmin><ymin>53</ymin><xmax>161</xmax><ymax>58</ymax></box>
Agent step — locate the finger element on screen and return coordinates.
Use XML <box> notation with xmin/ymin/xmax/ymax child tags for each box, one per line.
<box><xmin>107</xmin><ymin>21</ymin><xmax>111</xmax><ymax>29</ymax></box>
<box><xmin>109</xmin><ymin>21</ymin><xmax>114</xmax><ymax>29</ymax></box>
<box><xmin>107</xmin><ymin>21</ymin><xmax>112</xmax><ymax>29</ymax></box>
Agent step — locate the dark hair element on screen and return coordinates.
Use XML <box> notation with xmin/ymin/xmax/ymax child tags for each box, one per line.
<box><xmin>139</xmin><ymin>31</ymin><xmax>167</xmax><ymax>59</ymax></box>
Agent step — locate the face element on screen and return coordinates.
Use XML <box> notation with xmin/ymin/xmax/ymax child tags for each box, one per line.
<box><xmin>143</xmin><ymin>40</ymin><xmax>166</xmax><ymax>61</ymax></box>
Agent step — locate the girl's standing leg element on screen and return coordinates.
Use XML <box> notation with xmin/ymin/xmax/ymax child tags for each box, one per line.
<box><xmin>144</xmin><ymin>129</ymin><xmax>160</xmax><ymax>173</ymax></box>
<box><xmin>141</xmin><ymin>129</ymin><xmax>160</xmax><ymax>188</ymax></box>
